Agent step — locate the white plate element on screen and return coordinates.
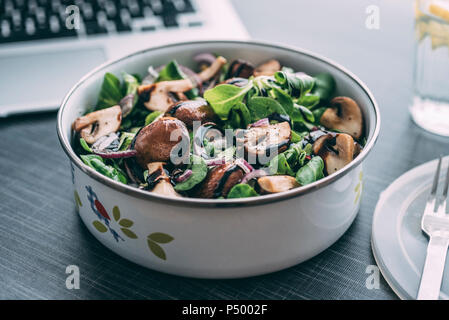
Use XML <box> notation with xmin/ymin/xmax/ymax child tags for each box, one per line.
<box><xmin>372</xmin><ymin>156</ymin><xmax>449</xmax><ymax>299</ymax></box>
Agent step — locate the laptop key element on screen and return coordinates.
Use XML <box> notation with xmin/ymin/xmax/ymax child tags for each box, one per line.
<box><xmin>141</xmin><ymin>25</ymin><xmax>156</xmax><ymax>32</ymax></box>
<box><xmin>178</xmin><ymin>0</ymin><xmax>195</xmax><ymax>13</ymax></box>
<box><xmin>84</xmin><ymin>20</ymin><xmax>107</xmax><ymax>35</ymax></box>
<box><xmin>1</xmin><ymin>19</ymin><xmax>12</xmax><ymax>39</ymax></box>
<box><xmin>162</xmin><ymin>14</ymin><xmax>178</xmax><ymax>28</ymax></box>
<box><xmin>115</xmin><ymin>16</ymin><xmax>132</xmax><ymax>32</ymax></box>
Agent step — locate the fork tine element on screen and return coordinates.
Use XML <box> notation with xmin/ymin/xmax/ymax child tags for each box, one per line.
<box><xmin>430</xmin><ymin>157</ymin><xmax>442</xmax><ymax>198</ymax></box>
<box><xmin>425</xmin><ymin>157</ymin><xmax>442</xmax><ymax>214</ymax></box>
<box><xmin>442</xmin><ymin>159</ymin><xmax>449</xmax><ymax>198</ymax></box>
<box><xmin>439</xmin><ymin>158</ymin><xmax>449</xmax><ymax>215</ymax></box>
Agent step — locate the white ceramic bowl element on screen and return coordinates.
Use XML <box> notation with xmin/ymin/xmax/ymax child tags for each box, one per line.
<box><xmin>57</xmin><ymin>40</ymin><xmax>380</xmax><ymax>278</ymax></box>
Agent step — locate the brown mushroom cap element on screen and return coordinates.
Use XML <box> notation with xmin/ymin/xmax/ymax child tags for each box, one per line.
<box><xmin>146</xmin><ymin>162</ymin><xmax>180</xmax><ymax>197</ymax></box>
<box><xmin>166</xmin><ymin>99</ymin><xmax>218</xmax><ymax>128</ymax></box>
<box><xmin>320</xmin><ymin>96</ymin><xmax>363</xmax><ymax>140</ymax></box>
<box><xmin>238</xmin><ymin>122</ymin><xmax>291</xmax><ymax>165</ymax></box>
<box><xmin>134</xmin><ymin>117</ymin><xmax>190</xmax><ymax>168</ymax></box>
<box><xmin>73</xmin><ymin>105</ymin><xmax>122</xmax><ymax>144</ymax></box>
<box><xmin>195</xmin><ymin>162</ymin><xmax>244</xmax><ymax>198</ymax></box>
<box><xmin>253</xmin><ymin>59</ymin><xmax>281</xmax><ymax>77</ymax></box>
<box><xmin>313</xmin><ymin>133</ymin><xmax>355</xmax><ymax>175</ymax></box>
<box><xmin>226</xmin><ymin>59</ymin><xmax>255</xmax><ymax>79</ymax></box>
<box><xmin>257</xmin><ymin>175</ymin><xmax>299</xmax><ymax>194</ymax></box>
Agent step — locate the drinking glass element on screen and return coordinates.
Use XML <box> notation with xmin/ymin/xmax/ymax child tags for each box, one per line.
<box><xmin>410</xmin><ymin>0</ymin><xmax>449</xmax><ymax>136</ymax></box>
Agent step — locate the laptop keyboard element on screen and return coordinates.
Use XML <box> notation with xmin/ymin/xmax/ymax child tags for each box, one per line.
<box><xmin>0</xmin><ymin>0</ymin><xmax>200</xmax><ymax>43</ymax></box>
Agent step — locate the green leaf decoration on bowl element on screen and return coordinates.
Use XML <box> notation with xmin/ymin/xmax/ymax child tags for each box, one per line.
<box><xmin>119</xmin><ymin>219</ymin><xmax>133</xmax><ymax>228</ymax></box>
<box><xmin>74</xmin><ymin>190</ymin><xmax>82</xmax><ymax>209</ymax></box>
<box><xmin>354</xmin><ymin>171</ymin><xmax>363</xmax><ymax>204</ymax></box>
<box><xmin>113</xmin><ymin>206</ymin><xmax>120</xmax><ymax>221</ymax></box>
<box><xmin>148</xmin><ymin>232</ymin><xmax>174</xmax><ymax>244</ymax></box>
<box><xmin>147</xmin><ymin>240</ymin><xmax>166</xmax><ymax>260</ymax></box>
<box><xmin>121</xmin><ymin>228</ymin><xmax>137</xmax><ymax>239</ymax></box>
<box><xmin>93</xmin><ymin>220</ymin><xmax>107</xmax><ymax>233</ymax></box>
<box><xmin>147</xmin><ymin>232</ymin><xmax>174</xmax><ymax>260</ymax></box>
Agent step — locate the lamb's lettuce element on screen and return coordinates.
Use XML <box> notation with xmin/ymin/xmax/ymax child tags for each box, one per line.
<box><xmin>156</xmin><ymin>60</ymin><xmax>185</xmax><ymax>82</ymax></box>
<box><xmin>204</xmin><ymin>82</ymin><xmax>253</xmax><ymax>120</ymax></box>
<box><xmin>145</xmin><ymin>111</ymin><xmax>163</xmax><ymax>125</ymax></box>
<box><xmin>228</xmin><ymin>102</ymin><xmax>251</xmax><ymax>129</ymax></box>
<box><xmin>227</xmin><ymin>184</ymin><xmax>259</xmax><ymax>199</ymax></box>
<box><xmin>274</xmin><ymin>71</ymin><xmax>315</xmax><ymax>98</ymax></box>
<box><xmin>97</xmin><ymin>73</ymin><xmax>122</xmax><ymax>109</ymax></box>
<box><xmin>156</xmin><ymin>60</ymin><xmax>198</xmax><ymax>99</ymax></box>
<box><xmin>311</xmin><ymin>73</ymin><xmax>336</xmax><ymax>102</ymax></box>
<box><xmin>247</xmin><ymin>96</ymin><xmax>287</xmax><ymax>121</ymax></box>
<box><xmin>295</xmin><ymin>156</ymin><xmax>324</xmax><ymax>186</ymax></box>
<box><xmin>174</xmin><ymin>155</ymin><xmax>208</xmax><ymax>191</ymax></box>
<box><xmin>120</xmin><ymin>73</ymin><xmax>139</xmax><ymax>117</ymax></box>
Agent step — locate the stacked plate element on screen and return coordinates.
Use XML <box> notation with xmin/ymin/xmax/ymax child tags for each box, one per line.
<box><xmin>372</xmin><ymin>156</ymin><xmax>449</xmax><ymax>299</ymax></box>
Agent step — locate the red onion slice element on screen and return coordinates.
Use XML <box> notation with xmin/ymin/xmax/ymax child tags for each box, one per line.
<box><xmin>241</xmin><ymin>169</ymin><xmax>269</xmax><ymax>184</ymax></box>
<box><xmin>235</xmin><ymin>158</ymin><xmax>254</xmax><ymax>174</ymax></box>
<box><xmin>93</xmin><ymin>149</ymin><xmax>137</xmax><ymax>159</ymax></box>
<box><xmin>193</xmin><ymin>53</ymin><xmax>216</xmax><ymax>66</ymax></box>
<box><xmin>250</xmin><ymin>118</ymin><xmax>269</xmax><ymax>128</ymax></box>
<box><xmin>119</xmin><ymin>94</ymin><xmax>135</xmax><ymax>117</ymax></box>
<box><xmin>175</xmin><ymin>169</ymin><xmax>193</xmax><ymax>183</ymax></box>
<box><xmin>205</xmin><ymin>158</ymin><xmax>226</xmax><ymax>166</ymax></box>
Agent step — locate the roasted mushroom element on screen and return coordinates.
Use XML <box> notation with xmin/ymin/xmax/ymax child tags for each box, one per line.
<box><xmin>257</xmin><ymin>175</ymin><xmax>299</xmax><ymax>194</ymax></box>
<box><xmin>196</xmin><ymin>162</ymin><xmax>244</xmax><ymax>198</ymax></box>
<box><xmin>313</xmin><ymin>133</ymin><xmax>355</xmax><ymax>175</ymax></box>
<box><xmin>138</xmin><ymin>56</ymin><xmax>227</xmax><ymax>113</ymax></box>
<box><xmin>197</xmin><ymin>56</ymin><xmax>227</xmax><ymax>82</ymax></box>
<box><xmin>166</xmin><ymin>99</ymin><xmax>218</xmax><ymax>128</ymax></box>
<box><xmin>320</xmin><ymin>97</ymin><xmax>363</xmax><ymax>140</ymax></box>
<box><xmin>226</xmin><ymin>59</ymin><xmax>255</xmax><ymax>79</ymax></box>
<box><xmin>253</xmin><ymin>59</ymin><xmax>281</xmax><ymax>77</ymax></box>
<box><xmin>139</xmin><ymin>78</ymin><xmax>193</xmax><ymax>112</ymax></box>
<box><xmin>237</xmin><ymin>122</ymin><xmax>291</xmax><ymax>165</ymax></box>
<box><xmin>134</xmin><ymin>117</ymin><xmax>190</xmax><ymax>168</ymax></box>
<box><xmin>73</xmin><ymin>105</ymin><xmax>122</xmax><ymax>144</ymax></box>
<box><xmin>146</xmin><ymin>162</ymin><xmax>180</xmax><ymax>197</ymax></box>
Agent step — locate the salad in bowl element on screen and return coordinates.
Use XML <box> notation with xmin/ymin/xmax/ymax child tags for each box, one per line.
<box><xmin>72</xmin><ymin>54</ymin><xmax>365</xmax><ymax>200</ymax></box>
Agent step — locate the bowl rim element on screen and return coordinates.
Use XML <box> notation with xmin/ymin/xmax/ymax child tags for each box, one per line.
<box><xmin>57</xmin><ymin>40</ymin><xmax>380</xmax><ymax>208</ymax></box>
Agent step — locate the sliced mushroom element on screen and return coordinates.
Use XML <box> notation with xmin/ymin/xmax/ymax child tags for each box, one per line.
<box><xmin>257</xmin><ymin>175</ymin><xmax>299</xmax><ymax>194</ymax></box>
<box><xmin>146</xmin><ymin>162</ymin><xmax>180</xmax><ymax>197</ymax></box>
<box><xmin>134</xmin><ymin>117</ymin><xmax>190</xmax><ymax>168</ymax></box>
<box><xmin>320</xmin><ymin>97</ymin><xmax>363</xmax><ymax>140</ymax></box>
<box><xmin>166</xmin><ymin>99</ymin><xmax>218</xmax><ymax>128</ymax></box>
<box><xmin>253</xmin><ymin>59</ymin><xmax>281</xmax><ymax>77</ymax></box>
<box><xmin>196</xmin><ymin>162</ymin><xmax>244</xmax><ymax>198</ymax></box>
<box><xmin>313</xmin><ymin>133</ymin><xmax>355</xmax><ymax>175</ymax></box>
<box><xmin>138</xmin><ymin>56</ymin><xmax>227</xmax><ymax>113</ymax></box>
<box><xmin>353</xmin><ymin>141</ymin><xmax>363</xmax><ymax>158</ymax></box>
<box><xmin>73</xmin><ymin>105</ymin><xmax>122</xmax><ymax>144</ymax></box>
<box><xmin>139</xmin><ymin>78</ymin><xmax>194</xmax><ymax>112</ymax></box>
<box><xmin>197</xmin><ymin>56</ymin><xmax>227</xmax><ymax>83</ymax></box>
<box><xmin>226</xmin><ymin>59</ymin><xmax>255</xmax><ymax>79</ymax></box>
<box><xmin>237</xmin><ymin>122</ymin><xmax>291</xmax><ymax>165</ymax></box>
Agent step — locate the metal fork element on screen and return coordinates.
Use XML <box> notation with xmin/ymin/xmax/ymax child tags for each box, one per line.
<box><xmin>417</xmin><ymin>157</ymin><xmax>449</xmax><ymax>300</ymax></box>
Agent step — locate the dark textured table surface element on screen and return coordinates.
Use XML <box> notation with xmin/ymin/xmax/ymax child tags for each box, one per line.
<box><xmin>2</xmin><ymin>0</ymin><xmax>449</xmax><ymax>300</ymax></box>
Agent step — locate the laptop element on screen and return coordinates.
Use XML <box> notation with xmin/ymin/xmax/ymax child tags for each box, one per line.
<box><xmin>0</xmin><ymin>0</ymin><xmax>248</xmax><ymax>117</ymax></box>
